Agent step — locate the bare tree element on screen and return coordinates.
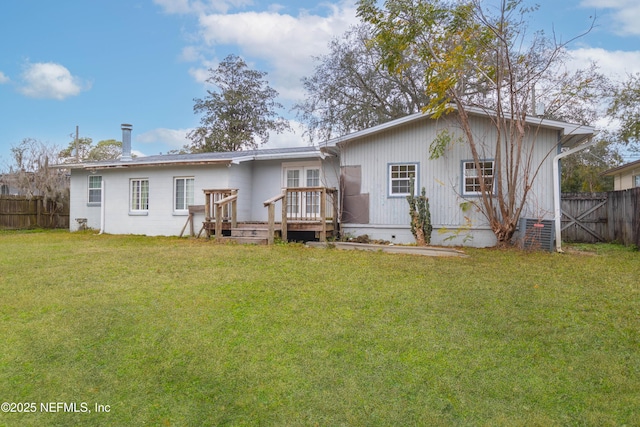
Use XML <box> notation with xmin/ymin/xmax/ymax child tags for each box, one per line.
<box><xmin>295</xmin><ymin>24</ymin><xmax>430</xmax><ymax>143</ymax></box>
<box><xmin>8</xmin><ymin>138</ymin><xmax>68</xmax><ymax>207</ymax></box>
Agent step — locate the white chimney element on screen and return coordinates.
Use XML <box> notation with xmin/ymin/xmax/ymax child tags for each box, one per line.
<box><xmin>121</xmin><ymin>124</ymin><xmax>132</xmax><ymax>161</ymax></box>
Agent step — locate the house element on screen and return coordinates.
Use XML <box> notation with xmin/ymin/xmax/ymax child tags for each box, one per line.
<box><xmin>319</xmin><ymin>107</ymin><xmax>595</xmax><ymax>247</ymax></box>
<box><xmin>0</xmin><ymin>174</ymin><xmax>18</xmax><ymax>195</ymax></box>
<box><xmin>601</xmin><ymin>159</ymin><xmax>640</xmax><ymax>190</ymax></box>
<box><xmin>64</xmin><ymin>125</ymin><xmax>339</xmax><ymax>241</ymax></box>
<box><xmin>63</xmin><ymin>110</ymin><xmax>595</xmax><ymax>247</ymax></box>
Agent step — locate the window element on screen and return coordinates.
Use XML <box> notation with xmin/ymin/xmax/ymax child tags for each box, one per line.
<box><xmin>88</xmin><ymin>175</ymin><xmax>102</xmax><ymax>204</ymax></box>
<box><xmin>463</xmin><ymin>160</ymin><xmax>495</xmax><ymax>195</ymax></box>
<box><xmin>389</xmin><ymin>163</ymin><xmax>418</xmax><ymax>196</ymax></box>
<box><xmin>634</xmin><ymin>175</ymin><xmax>640</xmax><ymax>188</ymax></box>
<box><xmin>130</xmin><ymin>178</ymin><xmax>149</xmax><ymax>212</ymax></box>
<box><xmin>174</xmin><ymin>177</ymin><xmax>194</xmax><ymax>212</ymax></box>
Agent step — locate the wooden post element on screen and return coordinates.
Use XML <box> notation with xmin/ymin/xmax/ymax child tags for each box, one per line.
<box><xmin>231</xmin><ymin>198</ymin><xmax>237</xmax><ymax>228</ymax></box>
<box><xmin>215</xmin><ymin>204</ymin><xmax>222</xmax><ymax>238</ymax></box>
<box><xmin>331</xmin><ymin>189</ymin><xmax>338</xmax><ymax>239</ymax></box>
<box><xmin>204</xmin><ymin>192</ymin><xmax>211</xmax><ymax>238</ymax></box>
<box><xmin>281</xmin><ymin>189</ymin><xmax>288</xmax><ymax>242</ymax></box>
<box><xmin>179</xmin><ymin>214</ymin><xmax>191</xmax><ymax>238</ymax></box>
<box><xmin>36</xmin><ymin>197</ymin><xmax>42</xmax><ymax>228</ymax></box>
<box><xmin>204</xmin><ymin>192</ymin><xmax>211</xmax><ymax>221</ymax></box>
<box><xmin>267</xmin><ymin>203</ymin><xmax>275</xmax><ymax>245</ymax></box>
<box><xmin>320</xmin><ymin>188</ymin><xmax>327</xmax><ymax>242</ymax></box>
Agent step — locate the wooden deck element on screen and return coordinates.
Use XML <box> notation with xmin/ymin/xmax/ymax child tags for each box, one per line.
<box><xmin>199</xmin><ymin>187</ymin><xmax>338</xmax><ymax>244</ymax></box>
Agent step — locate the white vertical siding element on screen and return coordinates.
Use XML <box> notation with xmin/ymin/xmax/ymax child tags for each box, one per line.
<box><xmin>339</xmin><ymin>113</ymin><xmax>562</xmax><ymax>246</ymax></box>
<box><xmin>246</xmin><ymin>156</ymin><xmax>340</xmax><ymax>222</ymax></box>
<box><xmin>248</xmin><ymin>159</ymin><xmax>283</xmax><ymax>221</ymax></box>
<box><xmin>228</xmin><ymin>162</ymin><xmax>253</xmax><ymax>222</ymax></box>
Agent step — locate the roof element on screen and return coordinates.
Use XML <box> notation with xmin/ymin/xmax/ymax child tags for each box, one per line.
<box><xmin>601</xmin><ymin>158</ymin><xmax>640</xmax><ymax>177</ymax></box>
<box><xmin>55</xmin><ymin>146</ymin><xmax>323</xmax><ymax>170</ymax></box>
<box><xmin>319</xmin><ymin>105</ymin><xmax>595</xmax><ymax>153</ymax></box>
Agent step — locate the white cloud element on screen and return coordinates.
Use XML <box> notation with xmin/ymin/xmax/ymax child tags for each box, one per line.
<box><xmin>182</xmin><ymin>2</ymin><xmax>359</xmax><ymax>104</ymax></box>
<box><xmin>180</xmin><ymin>45</ymin><xmax>202</xmax><ymax>62</ymax></box>
<box><xmin>154</xmin><ymin>1</ymin><xmax>360</xmax><ymax>110</ymax></box>
<box><xmin>138</xmin><ymin>120</ymin><xmax>307</xmax><ymax>152</ymax></box>
<box><xmin>137</xmin><ymin>127</ymin><xmax>192</xmax><ymax>149</ymax></box>
<box><xmin>264</xmin><ymin>120</ymin><xmax>307</xmax><ymax>148</ymax></box>
<box><xmin>19</xmin><ymin>62</ymin><xmax>88</xmax><ymax>100</ymax></box>
<box><xmin>0</xmin><ymin>71</ymin><xmax>9</xmax><ymax>84</ymax></box>
<box><xmin>568</xmin><ymin>47</ymin><xmax>640</xmax><ymax>79</ymax></box>
<box><xmin>189</xmin><ymin>66</ymin><xmax>211</xmax><ymax>84</ymax></box>
<box><xmin>580</xmin><ymin>0</ymin><xmax>640</xmax><ymax>36</ymax></box>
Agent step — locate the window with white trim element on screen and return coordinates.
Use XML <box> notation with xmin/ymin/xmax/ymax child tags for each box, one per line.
<box><xmin>389</xmin><ymin>163</ymin><xmax>417</xmax><ymax>196</ymax></box>
<box><xmin>88</xmin><ymin>175</ymin><xmax>102</xmax><ymax>204</ymax></box>
<box><xmin>463</xmin><ymin>160</ymin><xmax>494</xmax><ymax>195</ymax></box>
<box><xmin>130</xmin><ymin>178</ymin><xmax>149</xmax><ymax>212</ymax></box>
<box><xmin>174</xmin><ymin>177</ymin><xmax>194</xmax><ymax>212</ymax></box>
<box><xmin>634</xmin><ymin>175</ymin><xmax>640</xmax><ymax>188</ymax></box>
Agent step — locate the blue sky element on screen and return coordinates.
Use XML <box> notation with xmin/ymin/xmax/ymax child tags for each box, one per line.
<box><xmin>1</xmin><ymin>0</ymin><xmax>639</xmax><ymax>166</ymax></box>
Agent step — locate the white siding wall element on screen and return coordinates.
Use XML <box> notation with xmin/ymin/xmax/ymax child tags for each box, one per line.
<box><xmin>68</xmin><ymin>155</ymin><xmax>337</xmax><ymax>235</ymax></box>
<box><xmin>613</xmin><ymin>167</ymin><xmax>640</xmax><ymax>190</ymax></box>
<box><xmin>246</xmin><ymin>157</ymin><xmax>341</xmax><ymax>222</ymax></box>
<box><xmin>102</xmin><ymin>164</ymin><xmax>232</xmax><ymax>236</ymax></box>
<box><xmin>339</xmin><ymin>114</ymin><xmax>560</xmax><ymax>247</ymax></box>
<box><xmin>249</xmin><ymin>159</ymin><xmax>282</xmax><ymax>221</ymax></box>
<box><xmin>228</xmin><ymin>162</ymin><xmax>253</xmax><ymax>222</ymax></box>
<box><xmin>69</xmin><ymin>170</ymin><xmax>102</xmax><ymax>231</ymax></box>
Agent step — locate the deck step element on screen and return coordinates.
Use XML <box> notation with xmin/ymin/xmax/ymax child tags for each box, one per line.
<box><xmin>233</xmin><ymin>222</ymin><xmax>273</xmax><ymax>228</ymax></box>
<box><xmin>231</xmin><ymin>228</ymin><xmax>270</xmax><ymax>238</ymax></box>
<box><xmin>217</xmin><ymin>236</ymin><xmax>269</xmax><ymax>245</ymax></box>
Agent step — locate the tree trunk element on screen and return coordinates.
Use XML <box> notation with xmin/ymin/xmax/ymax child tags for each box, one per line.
<box><xmin>411</xmin><ymin>211</ymin><xmax>427</xmax><ymax>246</ymax></box>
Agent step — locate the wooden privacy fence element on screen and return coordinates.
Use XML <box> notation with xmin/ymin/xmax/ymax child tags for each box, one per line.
<box><xmin>0</xmin><ymin>195</ymin><xmax>69</xmax><ymax>230</ymax></box>
<box><xmin>561</xmin><ymin>188</ymin><xmax>640</xmax><ymax>247</ymax></box>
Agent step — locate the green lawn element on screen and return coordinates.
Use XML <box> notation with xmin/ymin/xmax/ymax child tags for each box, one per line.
<box><xmin>0</xmin><ymin>230</ymin><xmax>638</xmax><ymax>426</ymax></box>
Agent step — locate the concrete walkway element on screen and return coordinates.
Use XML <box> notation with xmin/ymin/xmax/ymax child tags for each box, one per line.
<box><xmin>306</xmin><ymin>241</ymin><xmax>468</xmax><ymax>257</ymax></box>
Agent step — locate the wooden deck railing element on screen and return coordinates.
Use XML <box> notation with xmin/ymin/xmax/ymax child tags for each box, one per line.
<box><xmin>264</xmin><ymin>187</ymin><xmax>338</xmax><ymax>242</ymax></box>
<box><xmin>203</xmin><ymin>189</ymin><xmax>237</xmax><ymax>237</ymax></box>
<box><xmin>263</xmin><ymin>190</ymin><xmax>286</xmax><ymax>245</ymax></box>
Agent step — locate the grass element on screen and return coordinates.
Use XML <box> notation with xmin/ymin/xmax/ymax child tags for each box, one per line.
<box><xmin>0</xmin><ymin>230</ymin><xmax>638</xmax><ymax>426</ymax></box>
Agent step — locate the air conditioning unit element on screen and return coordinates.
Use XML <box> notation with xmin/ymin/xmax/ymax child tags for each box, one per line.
<box><xmin>519</xmin><ymin>218</ymin><xmax>555</xmax><ymax>251</ymax></box>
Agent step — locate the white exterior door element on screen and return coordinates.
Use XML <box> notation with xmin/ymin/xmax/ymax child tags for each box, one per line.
<box><xmin>284</xmin><ymin>166</ymin><xmax>321</xmax><ymax>219</ymax></box>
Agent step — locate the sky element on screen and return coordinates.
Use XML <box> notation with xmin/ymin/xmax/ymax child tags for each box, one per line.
<box><xmin>1</xmin><ymin>0</ymin><xmax>640</xmax><ymax>167</ymax></box>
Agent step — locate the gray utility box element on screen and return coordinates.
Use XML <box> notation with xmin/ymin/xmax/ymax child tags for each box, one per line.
<box><xmin>519</xmin><ymin>218</ymin><xmax>555</xmax><ymax>251</ymax></box>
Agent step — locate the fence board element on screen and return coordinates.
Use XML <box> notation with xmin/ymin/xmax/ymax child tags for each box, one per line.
<box><xmin>0</xmin><ymin>196</ymin><xmax>69</xmax><ymax>229</ymax></box>
<box><xmin>561</xmin><ymin>192</ymin><xmax>608</xmax><ymax>243</ymax></box>
<box><xmin>607</xmin><ymin>188</ymin><xmax>639</xmax><ymax>247</ymax></box>
<box><xmin>561</xmin><ymin>188</ymin><xmax>639</xmax><ymax>247</ymax></box>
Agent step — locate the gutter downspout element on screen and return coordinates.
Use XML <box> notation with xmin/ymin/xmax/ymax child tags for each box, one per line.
<box><xmin>99</xmin><ymin>180</ymin><xmax>105</xmax><ymax>235</ymax></box>
<box><xmin>553</xmin><ymin>138</ymin><xmax>596</xmax><ymax>252</ymax></box>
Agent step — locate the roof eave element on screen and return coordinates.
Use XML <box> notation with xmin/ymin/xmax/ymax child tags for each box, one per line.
<box><xmin>232</xmin><ymin>149</ymin><xmax>324</xmax><ymax>164</ymax></box>
<box><xmin>601</xmin><ymin>158</ymin><xmax>640</xmax><ymax>176</ymax></box>
<box><xmin>55</xmin><ymin>159</ymin><xmax>234</xmax><ymax>170</ymax></box>
<box><xmin>319</xmin><ymin>106</ymin><xmax>596</xmax><ymax>149</ymax></box>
